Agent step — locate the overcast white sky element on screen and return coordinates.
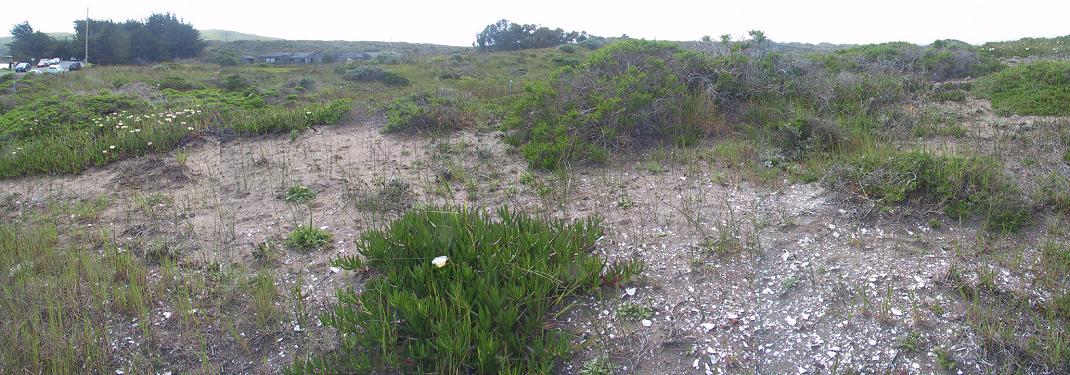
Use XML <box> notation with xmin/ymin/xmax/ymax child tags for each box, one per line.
<box><xmin>2</xmin><ymin>0</ymin><xmax>1068</xmax><ymax>46</ymax></box>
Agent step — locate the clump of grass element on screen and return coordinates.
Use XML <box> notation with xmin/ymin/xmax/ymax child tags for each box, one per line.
<box><xmin>290</xmin><ymin>207</ymin><xmax>640</xmax><ymax>373</ymax></box>
<box><xmin>1033</xmin><ymin>172</ymin><xmax>1070</xmax><ymax>215</ymax></box>
<box><xmin>284</xmin><ymin>225</ymin><xmax>332</xmax><ymax>251</ymax></box>
<box><xmin>252</xmin><ymin>240</ymin><xmax>282</xmax><ymax>264</ymax></box>
<box><xmin>249</xmin><ymin>271</ymin><xmax>279</xmax><ymax>326</ymax></box>
<box><xmin>284</xmin><ymin>185</ymin><xmax>317</xmax><ymax>205</ymax></box>
<box><xmin>974</xmin><ymin>61</ymin><xmax>1070</xmax><ymax>116</ymax></box>
<box><xmin>827</xmin><ymin>148</ymin><xmax>1028</xmax><ymax>232</ymax></box>
<box><xmin>353</xmin><ymin>177</ymin><xmax>413</xmax><ymax>214</ymax></box>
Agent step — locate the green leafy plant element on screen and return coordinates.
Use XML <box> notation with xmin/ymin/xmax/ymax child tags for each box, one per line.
<box><xmin>284</xmin><ymin>225</ymin><xmax>332</xmax><ymax>251</ymax></box>
<box><xmin>289</xmin><ymin>207</ymin><xmax>639</xmax><ymax>373</ymax></box>
<box><xmin>617</xmin><ymin>302</ymin><xmax>654</xmax><ymax>321</ymax></box>
<box><xmin>284</xmin><ymin>185</ymin><xmax>317</xmax><ymax>205</ymax></box>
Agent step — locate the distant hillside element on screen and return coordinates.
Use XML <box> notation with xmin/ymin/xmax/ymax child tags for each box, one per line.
<box><xmin>199</xmin><ymin>29</ymin><xmax>280</xmax><ymax>42</ymax></box>
<box><xmin>212</xmin><ymin>39</ymin><xmax>467</xmax><ymax>59</ymax></box>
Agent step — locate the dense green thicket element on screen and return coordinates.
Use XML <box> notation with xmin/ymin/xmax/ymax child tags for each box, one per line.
<box><xmin>974</xmin><ymin>61</ymin><xmax>1070</xmax><ymax>116</ymax></box>
<box><xmin>290</xmin><ymin>207</ymin><xmax>640</xmax><ymax>374</ymax></box>
<box><xmin>815</xmin><ymin>41</ymin><xmax>1004</xmax><ymax>80</ymax></box>
<box><xmin>506</xmin><ymin>40</ymin><xmax>717</xmax><ymax>169</ymax></box>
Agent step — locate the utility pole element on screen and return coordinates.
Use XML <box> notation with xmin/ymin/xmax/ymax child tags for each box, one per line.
<box><xmin>84</xmin><ymin>8</ymin><xmax>89</xmax><ymax>66</ymax></box>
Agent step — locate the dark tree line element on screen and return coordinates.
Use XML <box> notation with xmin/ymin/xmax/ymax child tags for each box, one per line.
<box><xmin>475</xmin><ymin>19</ymin><xmax>589</xmax><ymax>52</ymax></box>
<box><xmin>6</xmin><ymin>13</ymin><xmax>205</xmax><ymax>64</ymax></box>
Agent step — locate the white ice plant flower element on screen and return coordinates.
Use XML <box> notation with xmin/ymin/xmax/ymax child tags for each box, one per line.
<box><xmin>431</xmin><ymin>256</ymin><xmax>449</xmax><ymax>268</ymax></box>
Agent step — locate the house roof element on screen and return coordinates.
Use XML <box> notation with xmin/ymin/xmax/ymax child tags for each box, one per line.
<box><xmin>290</xmin><ymin>52</ymin><xmax>316</xmax><ymax>58</ymax></box>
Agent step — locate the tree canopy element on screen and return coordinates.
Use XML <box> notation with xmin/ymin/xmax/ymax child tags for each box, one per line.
<box><xmin>7</xmin><ymin>22</ymin><xmax>54</xmax><ymax>61</ymax></box>
<box><xmin>474</xmin><ymin>19</ymin><xmax>588</xmax><ymax>52</ymax></box>
<box><xmin>6</xmin><ymin>13</ymin><xmax>204</xmax><ymax>64</ymax></box>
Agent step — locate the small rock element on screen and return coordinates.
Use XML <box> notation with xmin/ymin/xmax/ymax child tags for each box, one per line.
<box><xmin>641</xmin><ymin>319</ymin><xmax>653</xmax><ymax>327</ymax></box>
<box><xmin>785</xmin><ymin>316</ymin><xmax>797</xmax><ymax>326</ymax></box>
<box><xmin>625</xmin><ymin>287</ymin><xmax>637</xmax><ymax>296</ymax></box>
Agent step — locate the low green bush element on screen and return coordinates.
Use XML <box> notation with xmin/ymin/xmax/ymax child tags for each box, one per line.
<box><xmin>0</xmin><ymin>91</ymin><xmax>147</xmax><ymax>141</ymax></box>
<box><xmin>341</xmin><ymin>66</ymin><xmax>409</xmax><ymax>86</ymax></box>
<box><xmin>289</xmin><ymin>207</ymin><xmax>641</xmax><ymax>374</ymax></box>
<box><xmin>155</xmin><ymin>75</ymin><xmax>198</xmax><ymax>91</ymax></box>
<box><xmin>828</xmin><ymin>148</ymin><xmax>1029</xmax><ymax>232</ymax></box>
<box><xmin>383</xmin><ymin>90</ymin><xmax>475</xmax><ymax>133</ymax></box>
<box><xmin>0</xmin><ymin>98</ymin><xmax>351</xmax><ymax>177</ymax></box>
<box><xmin>974</xmin><ymin>61</ymin><xmax>1070</xmax><ymax>116</ymax></box>
<box><xmin>164</xmin><ymin>88</ymin><xmax>266</xmax><ymax>109</ymax></box>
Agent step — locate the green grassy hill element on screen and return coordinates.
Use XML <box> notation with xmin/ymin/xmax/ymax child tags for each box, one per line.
<box><xmin>199</xmin><ymin>29</ymin><xmax>281</xmax><ymax>42</ymax></box>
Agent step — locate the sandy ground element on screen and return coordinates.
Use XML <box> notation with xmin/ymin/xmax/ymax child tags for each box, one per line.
<box><xmin>1</xmin><ymin>109</ymin><xmax>1067</xmax><ymax>373</ymax></box>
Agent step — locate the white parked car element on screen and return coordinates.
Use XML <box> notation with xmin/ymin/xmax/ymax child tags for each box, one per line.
<box><xmin>46</xmin><ymin>65</ymin><xmax>67</xmax><ymax>74</ymax></box>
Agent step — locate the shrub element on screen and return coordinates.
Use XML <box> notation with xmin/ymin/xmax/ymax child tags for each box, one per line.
<box><xmin>974</xmin><ymin>61</ymin><xmax>1070</xmax><ymax>116</ymax></box>
<box><xmin>931</xmin><ymin>86</ymin><xmax>967</xmax><ymax>102</ymax></box>
<box><xmin>156</xmin><ymin>75</ymin><xmax>197</xmax><ymax>91</ymax></box>
<box><xmin>284</xmin><ymin>225</ymin><xmax>332</xmax><ymax>251</ymax></box>
<box><xmin>374</xmin><ymin>52</ymin><xmax>402</xmax><ymax>65</ymax></box>
<box><xmin>202</xmin><ymin>47</ymin><xmax>240</xmax><ymax>66</ymax></box>
<box><xmin>580</xmin><ymin>37</ymin><xmax>608</xmax><ymax>50</ymax></box>
<box><xmin>219</xmin><ymin>74</ymin><xmax>249</xmax><ymax>92</ymax></box>
<box><xmin>827</xmin><ymin>148</ymin><xmax>1028</xmax><ymax>232</ymax></box>
<box><xmin>506</xmin><ymin>40</ymin><xmax>717</xmax><ymax>169</ymax></box>
<box><xmin>558</xmin><ymin>44</ymin><xmax>577</xmax><ymax>53</ymax></box>
<box><xmin>550</xmin><ymin>56</ymin><xmax>581</xmax><ymax>67</ymax></box>
<box><xmin>289</xmin><ymin>207</ymin><xmax>640</xmax><ymax>373</ymax></box>
<box><xmin>341</xmin><ymin>66</ymin><xmax>409</xmax><ymax>86</ymax></box>
<box><xmin>297</xmin><ymin>77</ymin><xmax>316</xmax><ymax>91</ymax></box>
<box><xmin>383</xmin><ymin>90</ymin><xmax>476</xmax><ymax>133</ymax></box>
<box><xmin>164</xmin><ymin>88</ymin><xmax>265</xmax><ymax>109</ymax></box>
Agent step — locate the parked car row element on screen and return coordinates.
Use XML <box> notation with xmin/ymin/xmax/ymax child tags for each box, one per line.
<box><xmin>7</xmin><ymin>58</ymin><xmax>81</xmax><ymax>74</ymax></box>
